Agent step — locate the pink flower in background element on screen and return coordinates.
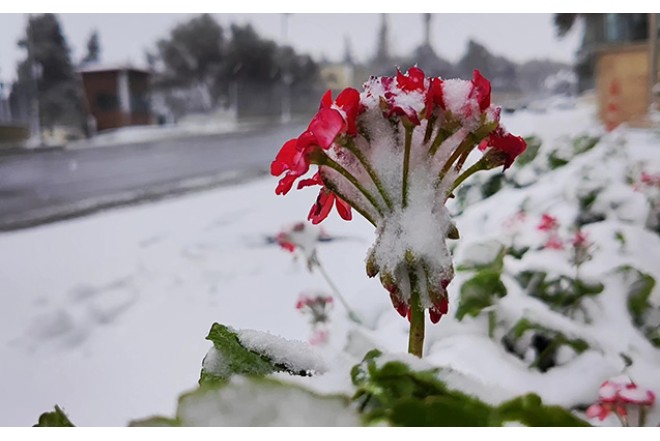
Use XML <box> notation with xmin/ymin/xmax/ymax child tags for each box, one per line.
<box><xmin>586</xmin><ymin>375</ymin><xmax>656</xmax><ymax>426</ymax></box>
<box><xmin>295</xmin><ymin>292</ymin><xmax>334</xmax><ymax>346</ymax></box>
<box><xmin>543</xmin><ymin>234</ymin><xmax>564</xmax><ymax>250</ymax></box>
<box><xmin>537</xmin><ymin>213</ymin><xmax>560</xmax><ymax>232</ymax></box>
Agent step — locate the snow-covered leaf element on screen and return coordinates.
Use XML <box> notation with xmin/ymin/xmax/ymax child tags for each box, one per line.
<box><xmin>456</xmin><ymin>269</ymin><xmax>507</xmax><ymax>320</ymax></box>
<box><xmin>178</xmin><ymin>377</ymin><xmax>359</xmax><ymax>426</ymax></box>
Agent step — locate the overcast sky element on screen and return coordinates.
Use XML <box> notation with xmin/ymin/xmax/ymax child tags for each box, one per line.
<box><xmin>0</xmin><ymin>13</ymin><xmax>583</xmax><ymax>84</ymax></box>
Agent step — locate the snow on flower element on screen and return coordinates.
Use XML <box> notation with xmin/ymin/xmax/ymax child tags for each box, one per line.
<box><xmin>271</xmin><ymin>66</ymin><xmax>526</xmax><ymax>333</ymax></box>
<box><xmin>586</xmin><ymin>375</ymin><xmax>656</xmax><ymax>425</ymax></box>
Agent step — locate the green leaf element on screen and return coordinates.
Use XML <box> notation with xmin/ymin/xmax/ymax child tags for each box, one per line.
<box><xmin>573</xmin><ymin>135</ymin><xmax>600</xmax><ymax>155</ymax></box>
<box><xmin>456</xmin><ymin>269</ymin><xmax>507</xmax><ymax>320</ymax></box>
<box><xmin>504</xmin><ymin>318</ymin><xmax>589</xmax><ymax>372</ymax></box>
<box><xmin>481</xmin><ymin>173</ymin><xmax>505</xmax><ymax>199</ymax></box>
<box><xmin>516</xmin><ymin>270</ymin><xmax>603</xmax><ymax>314</ymax></box>
<box><xmin>516</xmin><ymin>136</ymin><xmax>542</xmax><ymax>167</ymax></box>
<box><xmin>201</xmin><ymin>323</ymin><xmax>317</xmax><ymax>385</ymax></box>
<box><xmin>619</xmin><ymin>266</ymin><xmax>656</xmax><ymax>326</ymax></box>
<box><xmin>129</xmin><ymin>416</ymin><xmax>180</xmax><ymax>427</ymax></box>
<box><xmin>33</xmin><ymin>405</ymin><xmax>75</xmax><ymax>427</ymax></box>
<box><xmin>389</xmin><ymin>396</ymin><xmax>493</xmax><ymax>426</ymax></box>
<box><xmin>177</xmin><ymin>377</ymin><xmax>358</xmax><ymax>426</ymax></box>
<box><xmin>350</xmin><ymin>351</ymin><xmax>590</xmax><ymax>427</ymax></box>
<box><xmin>548</xmin><ymin>151</ymin><xmax>569</xmax><ymax>169</ymax></box>
<box><xmin>495</xmin><ymin>394</ymin><xmax>589</xmax><ymax>426</ymax></box>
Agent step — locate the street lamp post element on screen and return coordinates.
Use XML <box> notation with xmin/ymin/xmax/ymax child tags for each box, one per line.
<box><xmin>280</xmin><ymin>13</ymin><xmax>292</xmax><ymax>123</ymax></box>
<box><xmin>26</xmin><ymin>14</ymin><xmax>43</xmax><ymax>147</ymax></box>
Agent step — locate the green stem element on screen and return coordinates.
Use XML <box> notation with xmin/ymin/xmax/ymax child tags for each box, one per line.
<box><xmin>488</xmin><ymin>310</ymin><xmax>496</xmax><ymax>339</ymax></box>
<box><xmin>321</xmin><ymin>155</ymin><xmax>384</xmax><ymax>217</ymax></box>
<box><xmin>344</xmin><ymin>139</ymin><xmax>393</xmax><ymax>210</ymax></box>
<box><xmin>428</xmin><ymin>127</ymin><xmax>456</xmax><ymax>158</ymax></box>
<box><xmin>639</xmin><ymin>406</ymin><xmax>647</xmax><ymax>427</ymax></box>
<box><xmin>446</xmin><ymin>159</ymin><xmax>488</xmax><ymax>195</ymax></box>
<box><xmin>407</xmin><ymin>270</ymin><xmax>425</xmax><ymax>357</ymax></box>
<box><xmin>321</xmin><ymin>178</ymin><xmax>377</xmax><ymax>227</ymax></box>
<box><xmin>402</xmin><ymin>126</ymin><xmax>413</xmax><ymax>209</ymax></box>
<box><xmin>438</xmin><ymin>122</ymin><xmax>498</xmax><ymax>182</ymax></box>
<box><xmin>438</xmin><ymin>138</ymin><xmax>472</xmax><ymax>182</ymax></box>
<box><xmin>314</xmin><ymin>256</ymin><xmax>364</xmax><ymax>326</ymax></box>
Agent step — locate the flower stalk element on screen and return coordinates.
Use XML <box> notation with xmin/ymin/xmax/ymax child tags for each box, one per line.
<box><xmin>271</xmin><ymin>67</ymin><xmax>527</xmax><ymax>357</ymax></box>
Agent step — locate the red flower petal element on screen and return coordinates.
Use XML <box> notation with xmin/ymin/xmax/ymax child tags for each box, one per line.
<box><xmin>335</xmin><ymin>88</ymin><xmax>361</xmax><ymax>135</ymax></box>
<box><xmin>471</xmin><ymin>69</ymin><xmax>491</xmax><ymax>111</ymax></box>
<box><xmin>334</xmin><ymin>196</ymin><xmax>352</xmax><ymax>221</ymax></box>
<box><xmin>426</xmin><ymin>77</ymin><xmax>445</xmax><ymax>117</ymax></box>
<box><xmin>309</xmin><ymin>108</ymin><xmax>344</xmax><ymax>149</ymax></box>
<box><xmin>488</xmin><ymin>128</ymin><xmax>526</xmax><ymax>169</ymax></box>
<box><xmin>586</xmin><ymin>404</ymin><xmax>611</xmax><ymax>421</ymax></box>
<box><xmin>397</xmin><ymin>66</ymin><xmax>426</xmax><ymax>92</ymax></box>
<box><xmin>308</xmin><ymin>188</ymin><xmax>334</xmax><ymax>224</ymax></box>
<box><xmin>297</xmin><ymin>172</ymin><xmax>323</xmax><ymax>190</ymax></box>
<box><xmin>271</xmin><ymin>139</ymin><xmax>298</xmax><ymax>176</ymax></box>
<box><xmin>319</xmin><ymin>89</ymin><xmax>333</xmax><ymax>109</ymax></box>
<box><xmin>275</xmin><ymin>174</ymin><xmax>298</xmax><ymax>195</ymax></box>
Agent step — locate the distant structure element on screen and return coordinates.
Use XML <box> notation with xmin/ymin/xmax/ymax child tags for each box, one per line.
<box><xmin>0</xmin><ymin>82</ymin><xmax>10</xmax><ymax>123</ymax></box>
<box><xmin>79</xmin><ymin>64</ymin><xmax>151</xmax><ymax>132</ymax></box>
<box><xmin>320</xmin><ymin>36</ymin><xmax>358</xmax><ymax>91</ymax></box>
<box><xmin>575</xmin><ymin>13</ymin><xmax>660</xmax><ymax>127</ymax></box>
<box><xmin>407</xmin><ymin>14</ymin><xmax>455</xmax><ymax>78</ymax></box>
<box><xmin>370</xmin><ymin>14</ymin><xmax>395</xmax><ymax>76</ymax></box>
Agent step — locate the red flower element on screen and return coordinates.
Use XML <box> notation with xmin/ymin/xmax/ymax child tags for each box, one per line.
<box><xmin>470</xmin><ymin>70</ymin><xmax>491</xmax><ymax>112</ymax></box>
<box><xmin>429</xmin><ymin>297</ymin><xmax>449</xmax><ymax>324</ymax></box>
<box><xmin>543</xmin><ymin>234</ymin><xmax>564</xmax><ymax>250</ymax></box>
<box><xmin>572</xmin><ymin>230</ymin><xmax>589</xmax><ymax>248</ymax></box>
<box><xmin>308</xmin><ymin>187</ymin><xmax>352</xmax><ymax>224</ymax></box>
<box><xmin>396</xmin><ymin>66</ymin><xmax>426</xmax><ymax>92</ymax></box>
<box><xmin>640</xmin><ymin>171</ymin><xmax>660</xmax><ymax>187</ymax></box>
<box><xmin>275</xmin><ymin>232</ymin><xmax>296</xmax><ymax>253</ymax></box>
<box><xmin>487</xmin><ymin>128</ymin><xmax>527</xmax><ymax>169</ymax></box>
<box><xmin>311</xmin><ymin>88</ymin><xmax>361</xmax><ymax>146</ymax></box>
<box><xmin>587</xmin><ymin>376</ymin><xmax>657</xmax><ymax>424</ymax></box>
<box><xmin>537</xmin><ymin>214</ymin><xmax>560</xmax><ymax>232</ymax></box>
<box><xmin>308</xmin><ymin>109</ymin><xmax>345</xmax><ymax>149</ymax></box>
<box><xmin>271</xmin><ymin>138</ymin><xmax>309</xmax><ymax>195</ymax></box>
<box><xmin>586</xmin><ymin>404</ymin><xmax>610</xmax><ymax>421</ymax></box>
<box><xmin>381</xmin><ymin>67</ymin><xmax>428</xmax><ymax>126</ymax></box>
<box><xmin>426</xmin><ymin>77</ymin><xmax>445</xmax><ymax>117</ymax></box>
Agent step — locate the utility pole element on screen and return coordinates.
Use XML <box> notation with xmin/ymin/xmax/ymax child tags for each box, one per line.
<box><xmin>26</xmin><ymin>14</ymin><xmax>43</xmax><ymax>147</ymax></box>
<box><xmin>280</xmin><ymin>13</ymin><xmax>292</xmax><ymax>123</ymax></box>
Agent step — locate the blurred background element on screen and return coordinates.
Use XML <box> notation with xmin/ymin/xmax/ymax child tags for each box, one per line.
<box><xmin>0</xmin><ymin>13</ymin><xmax>656</xmax><ymax>145</ymax></box>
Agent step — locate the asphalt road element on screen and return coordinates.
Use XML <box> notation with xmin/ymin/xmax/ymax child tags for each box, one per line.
<box><xmin>0</xmin><ymin>121</ymin><xmax>306</xmax><ymax>231</ymax></box>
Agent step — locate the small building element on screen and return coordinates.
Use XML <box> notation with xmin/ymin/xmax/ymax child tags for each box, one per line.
<box><xmin>79</xmin><ymin>65</ymin><xmax>151</xmax><ymax>132</ymax></box>
<box><xmin>577</xmin><ymin>14</ymin><xmax>660</xmax><ymax>127</ymax></box>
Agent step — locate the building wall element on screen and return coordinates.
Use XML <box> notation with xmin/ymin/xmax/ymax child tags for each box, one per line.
<box><xmin>596</xmin><ymin>43</ymin><xmax>651</xmax><ymax>125</ymax></box>
<box><xmin>81</xmin><ymin>70</ymin><xmax>151</xmax><ymax>132</ymax></box>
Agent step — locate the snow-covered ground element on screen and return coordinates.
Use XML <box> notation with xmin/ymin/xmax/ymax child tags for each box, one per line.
<box><xmin>0</xmin><ymin>98</ymin><xmax>658</xmax><ymax>426</ymax></box>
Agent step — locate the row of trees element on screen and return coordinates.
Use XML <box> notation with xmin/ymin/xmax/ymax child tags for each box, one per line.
<box><xmin>9</xmin><ymin>14</ymin><xmax>99</xmax><ymax>134</ymax></box>
<box><xmin>9</xmin><ymin>13</ymin><xmax>322</xmax><ymax>134</ymax></box>
<box><xmin>147</xmin><ymin>14</ymin><xmax>321</xmax><ymax>118</ymax></box>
